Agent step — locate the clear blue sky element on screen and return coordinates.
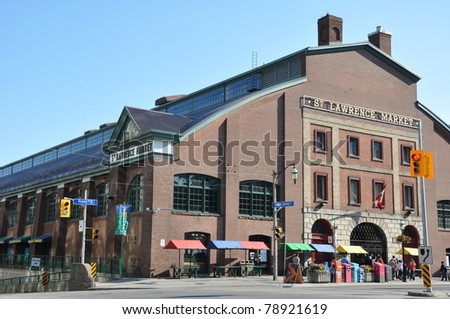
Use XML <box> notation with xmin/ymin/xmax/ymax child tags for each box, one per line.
<box><xmin>1</xmin><ymin>1</ymin><xmax>449</xmax><ymax>166</ymax></box>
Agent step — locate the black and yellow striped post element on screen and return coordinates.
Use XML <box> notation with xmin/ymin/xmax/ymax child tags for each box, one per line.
<box><xmin>90</xmin><ymin>262</ymin><xmax>97</xmax><ymax>279</ymax></box>
<box><xmin>422</xmin><ymin>264</ymin><xmax>432</xmax><ymax>289</ymax></box>
<box><xmin>42</xmin><ymin>272</ymin><xmax>49</xmax><ymax>286</ymax></box>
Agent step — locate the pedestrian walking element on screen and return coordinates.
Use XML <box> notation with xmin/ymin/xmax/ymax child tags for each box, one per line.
<box><xmin>440</xmin><ymin>261</ymin><xmax>448</xmax><ymax>281</ymax></box>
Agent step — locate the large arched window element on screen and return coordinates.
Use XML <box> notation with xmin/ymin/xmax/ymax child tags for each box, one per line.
<box><xmin>127</xmin><ymin>175</ymin><xmax>143</xmax><ymax>213</ymax></box>
<box><xmin>173</xmin><ymin>174</ymin><xmax>220</xmax><ymax>214</ymax></box>
<box><xmin>7</xmin><ymin>202</ymin><xmax>17</xmax><ymax>228</ymax></box>
<box><xmin>95</xmin><ymin>183</ymin><xmax>108</xmax><ymax>217</ymax></box>
<box><xmin>25</xmin><ymin>197</ymin><xmax>36</xmax><ymax>225</ymax></box>
<box><xmin>438</xmin><ymin>200</ymin><xmax>450</xmax><ymax>230</ymax></box>
<box><xmin>69</xmin><ymin>188</ymin><xmax>82</xmax><ymax>219</ymax></box>
<box><xmin>239</xmin><ymin>180</ymin><xmax>274</xmax><ymax>217</ymax></box>
<box><xmin>46</xmin><ymin>193</ymin><xmax>57</xmax><ymax>222</ymax></box>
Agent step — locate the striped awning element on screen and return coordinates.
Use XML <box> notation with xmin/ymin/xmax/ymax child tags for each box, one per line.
<box><xmin>337</xmin><ymin>245</ymin><xmax>368</xmax><ymax>254</ymax></box>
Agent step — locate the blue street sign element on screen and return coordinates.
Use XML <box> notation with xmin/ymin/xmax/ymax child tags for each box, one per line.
<box><xmin>272</xmin><ymin>201</ymin><xmax>295</xmax><ymax>208</ymax></box>
<box><xmin>73</xmin><ymin>198</ymin><xmax>98</xmax><ymax>206</ymax></box>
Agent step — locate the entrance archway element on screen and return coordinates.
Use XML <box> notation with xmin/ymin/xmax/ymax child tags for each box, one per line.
<box><xmin>311</xmin><ymin>219</ymin><xmax>333</xmax><ymax>263</ymax></box>
<box><xmin>350</xmin><ymin>223</ymin><xmax>387</xmax><ymax>264</ymax></box>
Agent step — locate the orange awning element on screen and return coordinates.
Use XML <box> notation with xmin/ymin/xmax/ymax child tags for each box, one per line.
<box><xmin>164</xmin><ymin>240</ymin><xmax>206</xmax><ymax>250</ymax></box>
<box><xmin>240</xmin><ymin>241</ymin><xmax>270</xmax><ymax>250</ymax></box>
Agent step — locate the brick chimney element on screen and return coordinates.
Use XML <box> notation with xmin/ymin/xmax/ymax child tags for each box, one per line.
<box><xmin>317</xmin><ymin>14</ymin><xmax>343</xmax><ymax>46</ymax></box>
<box><xmin>368</xmin><ymin>26</ymin><xmax>392</xmax><ymax>55</ymax></box>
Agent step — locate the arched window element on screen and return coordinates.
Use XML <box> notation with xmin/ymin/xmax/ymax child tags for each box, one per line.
<box><xmin>437</xmin><ymin>200</ymin><xmax>450</xmax><ymax>230</ymax></box>
<box><xmin>25</xmin><ymin>197</ymin><xmax>36</xmax><ymax>225</ymax></box>
<box><xmin>7</xmin><ymin>202</ymin><xmax>17</xmax><ymax>228</ymax></box>
<box><xmin>239</xmin><ymin>180</ymin><xmax>274</xmax><ymax>217</ymax></box>
<box><xmin>46</xmin><ymin>193</ymin><xmax>57</xmax><ymax>222</ymax></box>
<box><xmin>69</xmin><ymin>188</ymin><xmax>83</xmax><ymax>219</ymax></box>
<box><xmin>173</xmin><ymin>174</ymin><xmax>220</xmax><ymax>214</ymax></box>
<box><xmin>127</xmin><ymin>175</ymin><xmax>143</xmax><ymax>213</ymax></box>
<box><xmin>95</xmin><ymin>183</ymin><xmax>108</xmax><ymax>217</ymax></box>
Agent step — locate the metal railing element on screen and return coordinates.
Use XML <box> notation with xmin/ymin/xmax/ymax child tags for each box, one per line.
<box><xmin>0</xmin><ymin>254</ymin><xmax>120</xmax><ymax>275</ymax></box>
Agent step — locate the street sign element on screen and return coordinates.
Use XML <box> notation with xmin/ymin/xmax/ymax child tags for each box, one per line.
<box><xmin>30</xmin><ymin>257</ymin><xmax>41</xmax><ymax>271</ymax></box>
<box><xmin>78</xmin><ymin>220</ymin><xmax>84</xmax><ymax>232</ymax></box>
<box><xmin>419</xmin><ymin>245</ymin><xmax>433</xmax><ymax>264</ymax></box>
<box><xmin>272</xmin><ymin>201</ymin><xmax>295</xmax><ymax>208</ymax></box>
<box><xmin>73</xmin><ymin>198</ymin><xmax>98</xmax><ymax>206</ymax></box>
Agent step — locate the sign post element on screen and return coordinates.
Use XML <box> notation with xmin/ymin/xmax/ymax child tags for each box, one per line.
<box><xmin>73</xmin><ymin>193</ymin><xmax>98</xmax><ymax>263</ymax></box>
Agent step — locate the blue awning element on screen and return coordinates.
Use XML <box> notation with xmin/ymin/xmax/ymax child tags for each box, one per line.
<box><xmin>28</xmin><ymin>234</ymin><xmax>52</xmax><ymax>244</ymax></box>
<box><xmin>310</xmin><ymin>244</ymin><xmax>336</xmax><ymax>253</ymax></box>
<box><xmin>207</xmin><ymin>240</ymin><xmax>244</xmax><ymax>249</ymax></box>
<box><xmin>0</xmin><ymin>236</ymin><xmax>13</xmax><ymax>244</ymax></box>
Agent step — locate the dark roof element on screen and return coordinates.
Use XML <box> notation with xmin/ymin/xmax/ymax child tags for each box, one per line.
<box><xmin>0</xmin><ymin>146</ymin><xmax>107</xmax><ymax>195</ymax></box>
<box><xmin>126</xmin><ymin>107</ymin><xmax>193</xmax><ymax>133</ymax></box>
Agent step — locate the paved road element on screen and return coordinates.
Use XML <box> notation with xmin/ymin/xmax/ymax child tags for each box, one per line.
<box><xmin>1</xmin><ymin>275</ymin><xmax>449</xmax><ymax>299</ymax></box>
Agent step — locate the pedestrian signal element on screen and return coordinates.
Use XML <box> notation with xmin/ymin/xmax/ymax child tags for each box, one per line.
<box><xmin>92</xmin><ymin>229</ymin><xmax>99</xmax><ymax>240</ymax></box>
<box><xmin>60</xmin><ymin>199</ymin><xmax>71</xmax><ymax>218</ymax></box>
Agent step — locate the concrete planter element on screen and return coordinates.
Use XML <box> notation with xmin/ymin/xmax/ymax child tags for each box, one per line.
<box><xmin>364</xmin><ymin>272</ymin><xmax>374</xmax><ymax>282</ymax></box>
<box><xmin>307</xmin><ymin>270</ymin><xmax>329</xmax><ymax>283</ymax></box>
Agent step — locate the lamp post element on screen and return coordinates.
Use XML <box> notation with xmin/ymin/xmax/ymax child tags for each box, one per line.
<box><xmin>272</xmin><ymin>163</ymin><xmax>298</xmax><ymax>281</ymax></box>
<box><xmin>399</xmin><ymin>220</ymin><xmax>407</xmax><ymax>282</ymax></box>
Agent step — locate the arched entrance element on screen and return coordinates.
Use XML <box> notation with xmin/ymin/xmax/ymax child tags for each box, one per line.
<box><xmin>350</xmin><ymin>223</ymin><xmax>387</xmax><ymax>264</ymax></box>
<box><xmin>311</xmin><ymin>219</ymin><xmax>333</xmax><ymax>263</ymax></box>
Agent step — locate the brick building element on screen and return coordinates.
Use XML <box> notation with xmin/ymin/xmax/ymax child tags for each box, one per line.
<box><xmin>1</xmin><ymin>14</ymin><xmax>449</xmax><ymax>277</ymax></box>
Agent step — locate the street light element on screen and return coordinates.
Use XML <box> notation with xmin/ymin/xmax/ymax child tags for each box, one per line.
<box><xmin>272</xmin><ymin>163</ymin><xmax>298</xmax><ymax>281</ymax></box>
<box><xmin>399</xmin><ymin>220</ymin><xmax>407</xmax><ymax>282</ymax></box>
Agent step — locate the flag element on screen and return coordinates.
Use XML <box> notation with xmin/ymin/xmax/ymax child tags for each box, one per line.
<box><xmin>115</xmin><ymin>204</ymin><xmax>131</xmax><ymax>236</ymax></box>
<box><xmin>374</xmin><ymin>185</ymin><xmax>386</xmax><ymax>210</ymax></box>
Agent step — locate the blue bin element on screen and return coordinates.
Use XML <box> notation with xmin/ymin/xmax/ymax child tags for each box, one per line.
<box><xmin>351</xmin><ymin>263</ymin><xmax>360</xmax><ymax>282</ymax></box>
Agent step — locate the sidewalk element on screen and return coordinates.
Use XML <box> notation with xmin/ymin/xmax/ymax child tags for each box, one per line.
<box><xmin>92</xmin><ymin>274</ymin><xmax>450</xmax><ymax>295</ymax></box>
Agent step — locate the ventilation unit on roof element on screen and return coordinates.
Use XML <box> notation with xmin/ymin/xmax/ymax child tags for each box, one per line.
<box><xmin>84</xmin><ymin>129</ymin><xmax>98</xmax><ymax>135</ymax></box>
<box><xmin>99</xmin><ymin>122</ymin><xmax>116</xmax><ymax>129</ymax></box>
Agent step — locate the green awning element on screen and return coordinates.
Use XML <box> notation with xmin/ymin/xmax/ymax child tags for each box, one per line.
<box><xmin>9</xmin><ymin>235</ymin><xmax>31</xmax><ymax>244</ymax></box>
<box><xmin>0</xmin><ymin>236</ymin><xmax>13</xmax><ymax>244</ymax></box>
<box><xmin>279</xmin><ymin>243</ymin><xmax>315</xmax><ymax>252</ymax></box>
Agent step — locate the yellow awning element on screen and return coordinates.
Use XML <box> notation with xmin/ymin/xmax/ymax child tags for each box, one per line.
<box><xmin>337</xmin><ymin>245</ymin><xmax>368</xmax><ymax>254</ymax></box>
<box><xmin>395</xmin><ymin>247</ymin><xmax>419</xmax><ymax>256</ymax></box>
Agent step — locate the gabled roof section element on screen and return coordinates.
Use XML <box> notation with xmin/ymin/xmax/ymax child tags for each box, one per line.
<box><xmin>305</xmin><ymin>41</ymin><xmax>421</xmax><ymax>83</ymax></box>
<box><xmin>107</xmin><ymin>106</ymin><xmax>194</xmax><ymax>145</ymax></box>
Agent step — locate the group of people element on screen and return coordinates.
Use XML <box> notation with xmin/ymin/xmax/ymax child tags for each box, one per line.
<box><xmin>388</xmin><ymin>255</ymin><xmax>417</xmax><ymax>280</ymax></box>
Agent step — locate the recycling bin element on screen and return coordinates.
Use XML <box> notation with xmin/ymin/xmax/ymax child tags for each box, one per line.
<box><xmin>373</xmin><ymin>262</ymin><xmax>385</xmax><ymax>283</ymax></box>
<box><xmin>384</xmin><ymin>264</ymin><xmax>392</xmax><ymax>281</ymax></box>
<box><xmin>351</xmin><ymin>263</ymin><xmax>360</xmax><ymax>283</ymax></box>
<box><xmin>332</xmin><ymin>261</ymin><xmax>342</xmax><ymax>283</ymax></box>
<box><xmin>342</xmin><ymin>263</ymin><xmax>352</xmax><ymax>283</ymax></box>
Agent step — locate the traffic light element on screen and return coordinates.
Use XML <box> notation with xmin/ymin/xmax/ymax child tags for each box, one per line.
<box><xmin>410</xmin><ymin>150</ymin><xmax>425</xmax><ymax>177</ymax></box>
<box><xmin>274</xmin><ymin>227</ymin><xmax>284</xmax><ymax>239</ymax></box>
<box><xmin>410</xmin><ymin>150</ymin><xmax>434</xmax><ymax>178</ymax></box>
<box><xmin>60</xmin><ymin>199</ymin><xmax>71</xmax><ymax>218</ymax></box>
<box><xmin>92</xmin><ymin>229</ymin><xmax>99</xmax><ymax>240</ymax></box>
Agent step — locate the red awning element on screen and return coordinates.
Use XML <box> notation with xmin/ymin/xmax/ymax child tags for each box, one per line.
<box><xmin>240</xmin><ymin>241</ymin><xmax>270</xmax><ymax>250</ymax></box>
<box><xmin>164</xmin><ymin>240</ymin><xmax>206</xmax><ymax>250</ymax></box>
